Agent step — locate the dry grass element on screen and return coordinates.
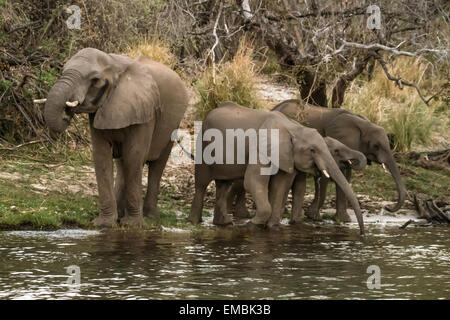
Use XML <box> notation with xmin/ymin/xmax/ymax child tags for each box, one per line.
<box><xmin>343</xmin><ymin>57</ymin><xmax>446</xmax><ymax>151</ymax></box>
<box><xmin>194</xmin><ymin>39</ymin><xmax>265</xmax><ymax>119</ymax></box>
<box><xmin>126</xmin><ymin>38</ymin><xmax>178</xmax><ymax>68</ymax></box>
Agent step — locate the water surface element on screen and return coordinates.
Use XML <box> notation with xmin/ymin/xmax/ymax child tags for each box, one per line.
<box><xmin>0</xmin><ymin>224</ymin><xmax>449</xmax><ymax>299</ymax></box>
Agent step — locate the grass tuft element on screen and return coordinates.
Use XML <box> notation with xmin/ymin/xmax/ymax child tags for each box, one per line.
<box><xmin>343</xmin><ymin>57</ymin><xmax>446</xmax><ymax>152</ymax></box>
<box><xmin>126</xmin><ymin>37</ymin><xmax>178</xmax><ymax>68</ymax></box>
<box><xmin>194</xmin><ymin>39</ymin><xmax>264</xmax><ymax>119</ymax></box>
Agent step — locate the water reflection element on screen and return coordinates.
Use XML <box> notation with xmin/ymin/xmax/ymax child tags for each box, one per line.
<box><xmin>0</xmin><ymin>225</ymin><xmax>449</xmax><ymax>299</ymax></box>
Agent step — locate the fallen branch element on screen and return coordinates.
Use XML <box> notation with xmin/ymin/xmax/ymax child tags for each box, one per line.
<box><xmin>0</xmin><ymin>139</ymin><xmax>48</xmax><ymax>151</ymax></box>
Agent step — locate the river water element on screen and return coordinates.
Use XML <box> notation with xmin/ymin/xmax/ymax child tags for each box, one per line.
<box><xmin>0</xmin><ymin>224</ymin><xmax>449</xmax><ymax>299</ymax></box>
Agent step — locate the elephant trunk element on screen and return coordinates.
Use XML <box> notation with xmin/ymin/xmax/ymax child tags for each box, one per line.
<box><xmin>44</xmin><ymin>72</ymin><xmax>78</xmax><ymax>133</ymax></box>
<box><xmin>384</xmin><ymin>155</ymin><xmax>407</xmax><ymax>212</ymax></box>
<box><xmin>316</xmin><ymin>153</ymin><xmax>365</xmax><ymax>235</ymax></box>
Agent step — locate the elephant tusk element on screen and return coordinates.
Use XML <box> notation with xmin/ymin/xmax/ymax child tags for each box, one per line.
<box><xmin>382</xmin><ymin>163</ymin><xmax>388</xmax><ymax>173</ymax></box>
<box><xmin>66</xmin><ymin>100</ymin><xmax>79</xmax><ymax>107</ymax></box>
<box><xmin>322</xmin><ymin>170</ymin><xmax>330</xmax><ymax>178</ymax></box>
<box><xmin>33</xmin><ymin>98</ymin><xmax>47</xmax><ymax>104</ymax></box>
<box><xmin>348</xmin><ymin>159</ymin><xmax>352</xmax><ymax>165</ymax></box>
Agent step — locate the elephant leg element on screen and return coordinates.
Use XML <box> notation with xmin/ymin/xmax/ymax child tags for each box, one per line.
<box><xmin>91</xmin><ymin>130</ymin><xmax>117</xmax><ymax>228</ymax></box>
<box><xmin>290</xmin><ymin>172</ymin><xmax>307</xmax><ymax>224</ymax></box>
<box><xmin>188</xmin><ymin>164</ymin><xmax>211</xmax><ymax>224</ymax></box>
<box><xmin>335</xmin><ymin>167</ymin><xmax>353</xmax><ymax>223</ymax></box>
<box><xmin>119</xmin><ymin>125</ymin><xmax>153</xmax><ymax>227</ymax></box>
<box><xmin>229</xmin><ymin>180</ymin><xmax>251</xmax><ymax>218</ymax></box>
<box><xmin>268</xmin><ymin>171</ymin><xmax>296</xmax><ymax>228</ymax></box>
<box><xmin>143</xmin><ymin>142</ymin><xmax>173</xmax><ymax>218</ymax></box>
<box><xmin>114</xmin><ymin>158</ymin><xmax>126</xmax><ymax>219</ymax></box>
<box><xmin>244</xmin><ymin>165</ymin><xmax>272</xmax><ymax>226</ymax></box>
<box><xmin>306</xmin><ymin>176</ymin><xmax>329</xmax><ymax>220</ymax></box>
<box><xmin>213</xmin><ymin>180</ymin><xmax>233</xmax><ymax>225</ymax></box>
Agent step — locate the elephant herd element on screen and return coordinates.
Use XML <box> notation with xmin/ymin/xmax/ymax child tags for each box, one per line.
<box><xmin>43</xmin><ymin>48</ymin><xmax>407</xmax><ymax>236</ymax></box>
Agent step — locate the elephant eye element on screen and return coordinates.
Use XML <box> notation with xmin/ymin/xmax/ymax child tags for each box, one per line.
<box><xmin>310</xmin><ymin>148</ymin><xmax>316</xmax><ymax>153</ymax></box>
<box><xmin>91</xmin><ymin>77</ymin><xmax>100</xmax><ymax>85</ymax></box>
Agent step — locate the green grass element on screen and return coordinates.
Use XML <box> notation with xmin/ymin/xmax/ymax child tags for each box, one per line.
<box><xmin>0</xmin><ymin>180</ymin><xmax>97</xmax><ymax>230</ymax></box>
<box><xmin>351</xmin><ymin>161</ymin><xmax>450</xmax><ymax>201</ymax></box>
<box><xmin>0</xmin><ymin>152</ymin><xmax>197</xmax><ymax>230</ymax></box>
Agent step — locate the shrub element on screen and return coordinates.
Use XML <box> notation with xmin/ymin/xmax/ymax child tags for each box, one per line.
<box><xmin>386</xmin><ymin>99</ymin><xmax>434</xmax><ymax>152</ymax></box>
<box><xmin>194</xmin><ymin>40</ymin><xmax>264</xmax><ymax>119</ymax></box>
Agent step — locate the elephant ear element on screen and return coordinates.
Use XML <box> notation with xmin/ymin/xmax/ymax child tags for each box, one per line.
<box><xmin>259</xmin><ymin>113</ymin><xmax>295</xmax><ymax>174</ymax></box>
<box><xmin>325</xmin><ymin>113</ymin><xmax>363</xmax><ymax>150</ymax></box>
<box><xmin>93</xmin><ymin>61</ymin><xmax>160</xmax><ymax>130</ymax></box>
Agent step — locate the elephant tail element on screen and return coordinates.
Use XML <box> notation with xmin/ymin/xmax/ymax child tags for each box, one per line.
<box><xmin>172</xmin><ymin>131</ymin><xmax>195</xmax><ymax>160</ymax></box>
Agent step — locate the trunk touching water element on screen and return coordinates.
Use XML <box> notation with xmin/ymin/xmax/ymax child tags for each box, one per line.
<box><xmin>384</xmin><ymin>155</ymin><xmax>407</xmax><ymax>212</ymax></box>
<box><xmin>316</xmin><ymin>153</ymin><xmax>365</xmax><ymax>235</ymax></box>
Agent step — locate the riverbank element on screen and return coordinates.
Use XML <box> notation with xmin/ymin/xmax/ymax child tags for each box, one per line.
<box><xmin>0</xmin><ymin>142</ymin><xmax>448</xmax><ymax>231</ymax></box>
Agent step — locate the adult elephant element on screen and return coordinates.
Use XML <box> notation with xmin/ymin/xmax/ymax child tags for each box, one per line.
<box><xmin>272</xmin><ymin>99</ymin><xmax>407</xmax><ymax>221</ymax></box>
<box><xmin>188</xmin><ymin>102</ymin><xmax>365</xmax><ymax>235</ymax></box>
<box><xmin>44</xmin><ymin>48</ymin><xmax>188</xmax><ymax>228</ymax></box>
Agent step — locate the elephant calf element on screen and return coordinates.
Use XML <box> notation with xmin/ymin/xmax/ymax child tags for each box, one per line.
<box><xmin>44</xmin><ymin>48</ymin><xmax>188</xmax><ymax>227</ymax></box>
<box><xmin>188</xmin><ymin>102</ymin><xmax>365</xmax><ymax>235</ymax></box>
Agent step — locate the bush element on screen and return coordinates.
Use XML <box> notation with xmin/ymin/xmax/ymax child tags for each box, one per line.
<box><xmin>194</xmin><ymin>40</ymin><xmax>264</xmax><ymax>119</ymax></box>
<box><xmin>386</xmin><ymin>100</ymin><xmax>434</xmax><ymax>152</ymax></box>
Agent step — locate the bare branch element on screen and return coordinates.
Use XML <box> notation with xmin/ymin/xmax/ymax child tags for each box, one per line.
<box><xmin>372</xmin><ymin>53</ymin><xmax>432</xmax><ymax>106</ymax></box>
<box><xmin>208</xmin><ymin>1</ymin><xmax>223</xmax><ymax>84</ymax></box>
<box><xmin>339</xmin><ymin>40</ymin><xmax>448</xmax><ymax>58</ymax></box>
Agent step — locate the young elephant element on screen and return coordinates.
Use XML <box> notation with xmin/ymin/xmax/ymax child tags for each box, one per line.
<box><xmin>44</xmin><ymin>48</ymin><xmax>188</xmax><ymax>227</ymax></box>
<box><xmin>188</xmin><ymin>102</ymin><xmax>365</xmax><ymax>235</ymax></box>
<box><xmin>227</xmin><ymin>137</ymin><xmax>367</xmax><ymax>223</ymax></box>
<box><xmin>291</xmin><ymin>137</ymin><xmax>367</xmax><ymax>223</ymax></box>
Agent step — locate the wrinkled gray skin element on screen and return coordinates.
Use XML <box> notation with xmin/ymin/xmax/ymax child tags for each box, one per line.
<box><xmin>44</xmin><ymin>48</ymin><xmax>188</xmax><ymax>228</ymax></box>
<box><xmin>227</xmin><ymin>137</ymin><xmax>367</xmax><ymax>222</ymax></box>
<box><xmin>272</xmin><ymin>99</ymin><xmax>407</xmax><ymax>221</ymax></box>
<box><xmin>188</xmin><ymin>102</ymin><xmax>365</xmax><ymax>235</ymax></box>
<box><xmin>290</xmin><ymin>137</ymin><xmax>367</xmax><ymax>223</ymax></box>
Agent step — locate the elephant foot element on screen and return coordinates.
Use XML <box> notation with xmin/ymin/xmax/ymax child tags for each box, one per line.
<box><xmin>245</xmin><ymin>221</ymin><xmax>266</xmax><ymax>231</ymax></box>
<box><xmin>92</xmin><ymin>214</ymin><xmax>117</xmax><ymax>228</ymax></box>
<box><xmin>334</xmin><ymin>210</ymin><xmax>352</xmax><ymax>223</ymax></box>
<box><xmin>233</xmin><ymin>206</ymin><xmax>251</xmax><ymax>219</ymax></box>
<box><xmin>289</xmin><ymin>216</ymin><xmax>305</xmax><ymax>225</ymax></box>
<box><xmin>213</xmin><ymin>213</ymin><xmax>233</xmax><ymax>226</ymax></box>
<box><xmin>187</xmin><ymin>214</ymin><xmax>202</xmax><ymax>224</ymax></box>
<box><xmin>119</xmin><ymin>215</ymin><xmax>146</xmax><ymax>228</ymax></box>
<box><xmin>305</xmin><ymin>207</ymin><xmax>322</xmax><ymax>221</ymax></box>
<box><xmin>267</xmin><ymin>220</ymin><xmax>280</xmax><ymax>230</ymax></box>
<box><xmin>143</xmin><ymin>206</ymin><xmax>160</xmax><ymax>219</ymax></box>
